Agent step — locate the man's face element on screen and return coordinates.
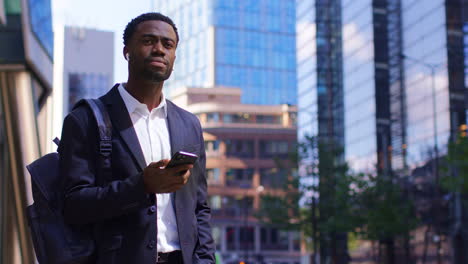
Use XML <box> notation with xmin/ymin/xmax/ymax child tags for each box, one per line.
<box><xmin>126</xmin><ymin>20</ymin><xmax>177</xmax><ymax>83</ymax></box>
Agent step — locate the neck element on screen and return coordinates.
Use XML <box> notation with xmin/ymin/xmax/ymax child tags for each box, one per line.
<box><xmin>125</xmin><ymin>77</ymin><xmax>164</xmax><ymax>111</ymax></box>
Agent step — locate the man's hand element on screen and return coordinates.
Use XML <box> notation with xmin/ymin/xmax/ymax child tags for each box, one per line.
<box><xmin>143</xmin><ymin>159</ymin><xmax>193</xmax><ymax>193</ymax></box>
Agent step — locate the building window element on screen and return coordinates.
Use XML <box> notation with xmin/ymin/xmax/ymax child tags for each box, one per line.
<box><xmin>260</xmin><ymin>168</ymin><xmax>287</xmax><ymax>188</ymax></box>
<box><xmin>230</xmin><ymin>196</ymin><xmax>252</xmax><ymax>217</ymax></box>
<box><xmin>225</xmin><ymin>226</ymin><xmax>255</xmax><ymax>251</ymax></box>
<box><xmin>223</xmin><ymin>113</ymin><xmax>254</xmax><ymax>123</ymax></box>
<box><xmin>289</xmin><ymin>112</ymin><xmax>297</xmax><ymax>126</ymax></box>
<box><xmin>259</xmin><ymin>140</ymin><xmax>290</xmax><ymax>158</ymax></box>
<box><xmin>68</xmin><ymin>73</ymin><xmax>110</xmax><ymax>112</ymax></box>
<box><xmin>226</xmin><ymin>226</ymin><xmax>236</xmax><ymax>250</ymax></box>
<box><xmin>239</xmin><ymin>226</ymin><xmax>255</xmax><ymax>250</ymax></box>
<box><xmin>206</xmin><ymin>113</ymin><xmax>219</xmax><ymax>123</ymax></box>
<box><xmin>211</xmin><ymin>226</ymin><xmax>222</xmax><ymax>251</ymax></box>
<box><xmin>205</xmin><ymin>140</ymin><xmax>220</xmax><ymax>156</ymax></box>
<box><xmin>291</xmin><ymin>232</ymin><xmax>301</xmax><ymax>251</ymax></box>
<box><xmin>206</xmin><ymin>168</ymin><xmax>221</xmax><ymax>185</ymax></box>
<box><xmin>209</xmin><ymin>195</ymin><xmax>222</xmax><ymax>210</ymax></box>
<box><xmin>261</xmin><ymin>227</ymin><xmax>289</xmax><ymax>250</ymax></box>
<box><xmin>225</xmin><ymin>168</ymin><xmax>254</xmax><ymax>188</ymax></box>
<box><xmin>225</xmin><ymin>139</ymin><xmax>254</xmax><ymax>158</ymax></box>
<box><xmin>256</xmin><ymin>114</ymin><xmax>282</xmax><ymax>124</ymax></box>
<box><xmin>29</xmin><ymin>0</ymin><xmax>54</xmax><ymax>58</ymax></box>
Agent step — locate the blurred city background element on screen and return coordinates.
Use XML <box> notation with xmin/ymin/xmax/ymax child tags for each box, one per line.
<box><xmin>1</xmin><ymin>0</ymin><xmax>468</xmax><ymax>263</ymax></box>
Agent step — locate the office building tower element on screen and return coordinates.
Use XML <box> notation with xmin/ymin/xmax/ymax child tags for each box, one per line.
<box><xmin>52</xmin><ymin>26</ymin><xmax>114</xmax><ymax>142</ymax></box>
<box><xmin>154</xmin><ymin>0</ymin><xmax>297</xmax><ymax>105</ymax></box>
<box><xmin>297</xmin><ymin>0</ymin><xmax>468</xmax><ymax>262</ymax></box>
<box><xmin>172</xmin><ymin>86</ymin><xmax>301</xmax><ymax>264</ymax></box>
<box><xmin>55</xmin><ymin>26</ymin><xmax>114</xmax><ymax>114</ymax></box>
<box><xmin>0</xmin><ymin>0</ymin><xmax>54</xmax><ymax>262</ymax></box>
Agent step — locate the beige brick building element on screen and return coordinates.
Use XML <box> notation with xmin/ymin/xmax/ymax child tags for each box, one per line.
<box><xmin>171</xmin><ymin>86</ymin><xmax>303</xmax><ymax>264</ymax></box>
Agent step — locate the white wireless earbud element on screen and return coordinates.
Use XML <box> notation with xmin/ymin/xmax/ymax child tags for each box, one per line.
<box><xmin>125</xmin><ymin>53</ymin><xmax>130</xmax><ymax>61</ymax></box>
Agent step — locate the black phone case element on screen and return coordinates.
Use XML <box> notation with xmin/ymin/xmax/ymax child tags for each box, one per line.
<box><xmin>166</xmin><ymin>151</ymin><xmax>198</xmax><ymax>168</ymax></box>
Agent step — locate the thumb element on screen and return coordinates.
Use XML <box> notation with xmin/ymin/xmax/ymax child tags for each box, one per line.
<box><xmin>149</xmin><ymin>159</ymin><xmax>170</xmax><ymax>168</ymax></box>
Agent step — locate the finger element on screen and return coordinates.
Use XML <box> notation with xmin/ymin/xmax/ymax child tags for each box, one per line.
<box><xmin>164</xmin><ymin>164</ymin><xmax>193</xmax><ymax>177</ymax></box>
<box><xmin>181</xmin><ymin>170</ymin><xmax>191</xmax><ymax>184</ymax></box>
<box><xmin>159</xmin><ymin>159</ymin><xmax>170</xmax><ymax>166</ymax></box>
<box><xmin>173</xmin><ymin>164</ymin><xmax>194</xmax><ymax>173</ymax></box>
<box><xmin>148</xmin><ymin>159</ymin><xmax>170</xmax><ymax>168</ymax></box>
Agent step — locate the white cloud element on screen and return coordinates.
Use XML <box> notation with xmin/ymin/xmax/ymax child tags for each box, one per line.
<box><xmin>296</xmin><ymin>21</ymin><xmax>316</xmax><ymax>62</ymax></box>
<box><xmin>342</xmin><ymin>22</ymin><xmax>373</xmax><ymax>62</ymax></box>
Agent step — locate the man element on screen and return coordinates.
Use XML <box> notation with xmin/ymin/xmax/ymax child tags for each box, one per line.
<box><xmin>59</xmin><ymin>12</ymin><xmax>215</xmax><ymax>264</ymax></box>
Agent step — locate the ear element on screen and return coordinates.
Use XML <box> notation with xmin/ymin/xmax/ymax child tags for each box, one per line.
<box><xmin>123</xmin><ymin>47</ymin><xmax>129</xmax><ymax>61</ymax></box>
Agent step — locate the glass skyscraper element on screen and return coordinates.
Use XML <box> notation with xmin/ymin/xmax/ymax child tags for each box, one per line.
<box><xmin>154</xmin><ymin>0</ymin><xmax>297</xmax><ymax>105</ymax></box>
<box><xmin>297</xmin><ymin>0</ymin><xmax>468</xmax><ymax>262</ymax></box>
<box><xmin>55</xmin><ymin>26</ymin><xmax>114</xmax><ymax>116</ymax></box>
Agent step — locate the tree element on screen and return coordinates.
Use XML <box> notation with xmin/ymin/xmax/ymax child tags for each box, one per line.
<box><xmin>355</xmin><ymin>174</ymin><xmax>418</xmax><ymax>263</ymax></box>
<box><xmin>439</xmin><ymin>132</ymin><xmax>468</xmax><ymax>264</ymax></box>
<box><xmin>256</xmin><ymin>136</ymin><xmax>356</xmax><ymax>264</ymax></box>
<box><xmin>256</xmin><ymin>135</ymin><xmax>419</xmax><ymax>264</ymax></box>
<box><xmin>440</xmin><ymin>133</ymin><xmax>468</xmax><ymax>194</ymax></box>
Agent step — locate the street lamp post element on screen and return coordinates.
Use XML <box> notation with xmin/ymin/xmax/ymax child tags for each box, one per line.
<box><xmin>400</xmin><ymin>54</ymin><xmax>441</xmax><ymax>171</ymax></box>
<box><xmin>400</xmin><ymin>53</ymin><xmax>444</xmax><ymax>264</ymax></box>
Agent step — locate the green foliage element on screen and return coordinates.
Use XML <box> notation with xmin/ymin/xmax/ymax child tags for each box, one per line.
<box><xmin>440</xmin><ymin>134</ymin><xmax>468</xmax><ymax>193</ymax></box>
<box><xmin>356</xmin><ymin>175</ymin><xmax>418</xmax><ymax>241</ymax></box>
<box><xmin>256</xmin><ymin>135</ymin><xmax>419</xmax><ymax>247</ymax></box>
<box><xmin>347</xmin><ymin>232</ymin><xmax>361</xmax><ymax>252</ymax></box>
<box><xmin>256</xmin><ymin>177</ymin><xmax>302</xmax><ymax>231</ymax></box>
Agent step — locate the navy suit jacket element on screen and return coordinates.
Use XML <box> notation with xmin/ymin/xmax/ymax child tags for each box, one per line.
<box><xmin>59</xmin><ymin>85</ymin><xmax>215</xmax><ymax>264</ymax></box>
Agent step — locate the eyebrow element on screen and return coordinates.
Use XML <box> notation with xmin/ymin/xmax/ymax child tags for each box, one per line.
<box><xmin>141</xmin><ymin>34</ymin><xmax>176</xmax><ymax>43</ymax></box>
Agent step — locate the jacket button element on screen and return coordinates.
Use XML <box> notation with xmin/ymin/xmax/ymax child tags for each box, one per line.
<box><xmin>148</xmin><ymin>206</ymin><xmax>156</xmax><ymax>214</ymax></box>
<box><xmin>147</xmin><ymin>240</ymin><xmax>155</xmax><ymax>249</ymax></box>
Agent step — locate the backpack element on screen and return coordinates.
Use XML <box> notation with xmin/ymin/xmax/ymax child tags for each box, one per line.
<box><xmin>26</xmin><ymin>98</ymin><xmax>112</xmax><ymax>264</ymax></box>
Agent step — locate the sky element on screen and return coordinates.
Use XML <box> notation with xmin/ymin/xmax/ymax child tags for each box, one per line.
<box><xmin>51</xmin><ymin>0</ymin><xmax>154</xmax><ymax>83</ymax></box>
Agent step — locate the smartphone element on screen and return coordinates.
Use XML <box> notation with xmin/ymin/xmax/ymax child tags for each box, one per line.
<box><xmin>165</xmin><ymin>151</ymin><xmax>198</xmax><ymax>168</ymax></box>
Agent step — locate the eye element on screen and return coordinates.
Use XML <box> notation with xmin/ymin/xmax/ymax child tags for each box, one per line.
<box><xmin>164</xmin><ymin>41</ymin><xmax>175</xmax><ymax>49</ymax></box>
<box><xmin>142</xmin><ymin>38</ymin><xmax>153</xmax><ymax>45</ymax></box>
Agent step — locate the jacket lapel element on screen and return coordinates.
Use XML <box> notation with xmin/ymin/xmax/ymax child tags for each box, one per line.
<box><xmin>101</xmin><ymin>85</ymin><xmax>146</xmax><ymax>171</ymax></box>
<box><xmin>166</xmin><ymin>101</ymin><xmax>184</xmax><ymax>156</ymax></box>
<box><xmin>166</xmin><ymin>101</ymin><xmax>185</xmax><ymax>207</ymax></box>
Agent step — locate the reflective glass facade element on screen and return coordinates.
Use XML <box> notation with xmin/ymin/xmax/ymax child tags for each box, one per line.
<box><xmin>296</xmin><ymin>0</ymin><xmax>318</xmax><ymax>142</ymax></box>
<box><xmin>155</xmin><ymin>0</ymin><xmax>297</xmax><ymax>105</ymax></box>
<box><xmin>68</xmin><ymin>72</ymin><xmax>110</xmax><ymax>111</ymax></box>
<box><xmin>28</xmin><ymin>0</ymin><xmax>53</xmax><ymax>58</ymax></box>
<box><xmin>402</xmin><ymin>0</ymin><xmax>451</xmax><ymax>169</ymax></box>
<box><xmin>341</xmin><ymin>0</ymin><xmax>376</xmax><ymax>171</ymax></box>
<box><xmin>154</xmin><ymin>0</ymin><xmax>213</xmax><ymax>90</ymax></box>
<box><xmin>297</xmin><ymin>0</ymin><xmax>468</xmax><ymax>261</ymax></box>
<box><xmin>61</xmin><ymin>27</ymin><xmax>114</xmax><ymax>117</ymax></box>
<box><xmin>297</xmin><ymin>0</ymin><xmax>466</xmax><ymax>172</ymax></box>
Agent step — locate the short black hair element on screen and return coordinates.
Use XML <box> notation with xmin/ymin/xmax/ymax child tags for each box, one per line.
<box><xmin>123</xmin><ymin>12</ymin><xmax>179</xmax><ymax>46</ymax></box>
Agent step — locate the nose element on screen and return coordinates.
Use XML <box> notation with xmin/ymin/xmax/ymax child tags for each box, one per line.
<box><xmin>152</xmin><ymin>41</ymin><xmax>165</xmax><ymax>55</ymax></box>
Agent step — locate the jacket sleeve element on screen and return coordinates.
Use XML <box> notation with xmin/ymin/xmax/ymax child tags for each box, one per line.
<box><xmin>193</xmin><ymin>121</ymin><xmax>216</xmax><ymax>264</ymax></box>
<box><xmin>59</xmin><ymin>109</ymin><xmax>149</xmax><ymax>225</ymax></box>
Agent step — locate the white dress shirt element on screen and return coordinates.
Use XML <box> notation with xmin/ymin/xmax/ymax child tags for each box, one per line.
<box><xmin>118</xmin><ymin>83</ymin><xmax>180</xmax><ymax>253</ymax></box>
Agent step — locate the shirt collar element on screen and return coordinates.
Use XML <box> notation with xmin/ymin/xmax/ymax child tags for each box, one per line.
<box><xmin>118</xmin><ymin>83</ymin><xmax>168</xmax><ymax>118</ymax></box>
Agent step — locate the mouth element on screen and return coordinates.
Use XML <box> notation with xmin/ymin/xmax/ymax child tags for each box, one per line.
<box><xmin>146</xmin><ymin>58</ymin><xmax>167</xmax><ymax>68</ymax></box>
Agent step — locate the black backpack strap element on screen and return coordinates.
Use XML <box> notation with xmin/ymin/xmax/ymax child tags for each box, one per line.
<box><xmin>85</xmin><ymin>99</ymin><xmax>112</xmax><ymax>155</ymax></box>
<box><xmin>74</xmin><ymin>98</ymin><xmax>113</xmax><ymax>181</ymax></box>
